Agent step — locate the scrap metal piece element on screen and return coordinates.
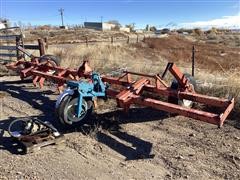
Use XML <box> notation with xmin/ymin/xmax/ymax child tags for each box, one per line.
<box><xmin>8</xmin><ymin>118</ymin><xmax>64</xmax><ymax>153</ymax></box>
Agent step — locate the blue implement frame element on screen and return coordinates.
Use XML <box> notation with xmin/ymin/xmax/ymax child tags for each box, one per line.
<box><xmin>67</xmin><ymin>72</ymin><xmax>106</xmax><ymax>118</ymax></box>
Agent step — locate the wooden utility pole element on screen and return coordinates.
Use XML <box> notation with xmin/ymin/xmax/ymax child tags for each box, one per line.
<box><xmin>85</xmin><ymin>36</ymin><xmax>88</xmax><ymax>47</ymax></box>
<box><xmin>111</xmin><ymin>36</ymin><xmax>113</xmax><ymax>44</ymax></box>
<box><xmin>16</xmin><ymin>36</ymin><xmax>20</xmax><ymax>60</ymax></box>
<box><xmin>59</xmin><ymin>8</ymin><xmax>64</xmax><ymax>27</ymax></box>
<box><xmin>38</xmin><ymin>39</ymin><xmax>45</xmax><ymax>56</ymax></box>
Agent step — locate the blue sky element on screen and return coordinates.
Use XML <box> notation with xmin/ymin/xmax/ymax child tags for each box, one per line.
<box><xmin>0</xmin><ymin>0</ymin><xmax>239</xmax><ymax>29</ymax></box>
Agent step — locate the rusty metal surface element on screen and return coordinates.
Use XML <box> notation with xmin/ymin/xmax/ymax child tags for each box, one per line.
<box><xmin>5</xmin><ymin>60</ymin><xmax>234</xmax><ymax>127</ymax></box>
<box><xmin>134</xmin><ymin>97</ymin><xmax>220</xmax><ymax>125</ymax></box>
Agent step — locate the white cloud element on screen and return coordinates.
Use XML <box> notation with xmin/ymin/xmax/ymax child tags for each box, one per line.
<box><xmin>180</xmin><ymin>15</ymin><xmax>240</xmax><ymax>29</ymax></box>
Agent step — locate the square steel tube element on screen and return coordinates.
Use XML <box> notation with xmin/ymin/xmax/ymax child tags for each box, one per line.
<box><xmin>133</xmin><ymin>97</ymin><xmax>221</xmax><ymax>126</ymax></box>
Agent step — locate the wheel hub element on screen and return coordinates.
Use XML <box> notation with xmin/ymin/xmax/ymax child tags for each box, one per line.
<box><xmin>65</xmin><ymin>98</ymin><xmax>88</xmax><ymax>123</ymax></box>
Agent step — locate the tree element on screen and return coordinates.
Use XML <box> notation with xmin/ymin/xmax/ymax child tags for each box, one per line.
<box><xmin>149</xmin><ymin>26</ymin><xmax>157</xmax><ymax>32</ymax></box>
<box><xmin>107</xmin><ymin>20</ymin><xmax>121</xmax><ymax>28</ymax></box>
<box><xmin>145</xmin><ymin>24</ymin><xmax>150</xmax><ymax>31</ymax></box>
<box><xmin>193</xmin><ymin>28</ymin><xmax>203</xmax><ymax>36</ymax></box>
<box><xmin>126</xmin><ymin>23</ymin><xmax>136</xmax><ymax>32</ymax></box>
<box><xmin>27</xmin><ymin>22</ymin><xmax>32</xmax><ymax>29</ymax></box>
<box><xmin>13</xmin><ymin>22</ymin><xmax>18</xmax><ymax>27</ymax></box>
<box><xmin>18</xmin><ymin>21</ymin><xmax>23</xmax><ymax>28</ymax></box>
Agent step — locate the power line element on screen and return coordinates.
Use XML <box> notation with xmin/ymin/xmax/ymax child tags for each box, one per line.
<box><xmin>6</xmin><ymin>16</ymin><xmax>59</xmax><ymax>22</ymax></box>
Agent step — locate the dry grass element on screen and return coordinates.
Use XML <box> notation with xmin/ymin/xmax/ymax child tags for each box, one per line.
<box><xmin>144</xmin><ymin>35</ymin><xmax>240</xmax><ymax>72</ymax></box>
<box><xmin>48</xmin><ymin>43</ymin><xmax>166</xmax><ymax>74</ymax></box>
<box><xmin>143</xmin><ymin>36</ymin><xmax>240</xmax><ymax>118</ymax></box>
<box><xmin>22</xmin><ymin>29</ymin><xmax>134</xmax><ymax>45</ymax></box>
<box><xmin>46</xmin><ymin>35</ymin><xmax>240</xmax><ymax>120</ymax></box>
<box><xmin>196</xmin><ymin>71</ymin><xmax>240</xmax><ymax>119</ymax></box>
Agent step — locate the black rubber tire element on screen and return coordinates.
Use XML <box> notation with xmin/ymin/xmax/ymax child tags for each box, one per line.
<box><xmin>8</xmin><ymin>118</ymin><xmax>40</xmax><ymax>138</ymax></box>
<box><xmin>57</xmin><ymin>95</ymin><xmax>93</xmax><ymax>126</ymax></box>
<box><xmin>56</xmin><ymin>95</ymin><xmax>70</xmax><ymax>125</ymax></box>
<box><xmin>39</xmin><ymin>54</ymin><xmax>61</xmax><ymax>66</ymax></box>
<box><xmin>168</xmin><ymin>73</ymin><xmax>196</xmax><ymax>108</ymax></box>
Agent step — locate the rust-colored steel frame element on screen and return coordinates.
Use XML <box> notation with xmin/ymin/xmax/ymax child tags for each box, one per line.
<box><xmin>6</xmin><ymin>59</ymin><xmax>234</xmax><ymax>127</ymax></box>
<box><xmin>103</xmin><ymin>69</ymin><xmax>234</xmax><ymax>127</ymax></box>
<box><xmin>6</xmin><ymin>58</ymin><xmax>89</xmax><ymax>92</ymax></box>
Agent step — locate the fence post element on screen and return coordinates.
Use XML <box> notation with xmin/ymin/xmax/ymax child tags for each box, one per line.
<box><xmin>143</xmin><ymin>35</ymin><xmax>145</xmax><ymax>42</ymax></box>
<box><xmin>44</xmin><ymin>37</ymin><xmax>48</xmax><ymax>50</ymax></box>
<box><xmin>85</xmin><ymin>36</ymin><xmax>88</xmax><ymax>47</ymax></box>
<box><xmin>192</xmin><ymin>45</ymin><xmax>195</xmax><ymax>77</ymax></box>
<box><xmin>38</xmin><ymin>38</ymin><xmax>45</xmax><ymax>56</ymax></box>
<box><xmin>16</xmin><ymin>36</ymin><xmax>20</xmax><ymax>60</ymax></box>
<box><xmin>127</xmin><ymin>36</ymin><xmax>129</xmax><ymax>44</ymax></box>
<box><xmin>111</xmin><ymin>36</ymin><xmax>113</xmax><ymax>44</ymax></box>
<box><xmin>136</xmin><ymin>35</ymin><xmax>139</xmax><ymax>43</ymax></box>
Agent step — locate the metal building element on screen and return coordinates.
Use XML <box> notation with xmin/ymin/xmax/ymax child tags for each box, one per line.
<box><xmin>84</xmin><ymin>22</ymin><xmax>116</xmax><ymax>31</ymax></box>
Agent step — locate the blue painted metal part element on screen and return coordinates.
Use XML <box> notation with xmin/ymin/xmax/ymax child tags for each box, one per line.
<box><xmin>67</xmin><ymin>72</ymin><xmax>106</xmax><ymax>118</ymax></box>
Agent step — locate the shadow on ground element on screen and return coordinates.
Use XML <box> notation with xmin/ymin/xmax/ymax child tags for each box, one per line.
<box><xmin>0</xmin><ymin>112</ymin><xmax>165</xmax><ymax>159</ymax></box>
<box><xmin>0</xmin><ymin>79</ymin><xmax>169</xmax><ymax>159</ymax></box>
<box><xmin>0</xmin><ymin>109</ymin><xmax>167</xmax><ymax>159</ymax></box>
<box><xmin>0</xmin><ymin>79</ymin><xmax>239</xmax><ymax>159</ymax></box>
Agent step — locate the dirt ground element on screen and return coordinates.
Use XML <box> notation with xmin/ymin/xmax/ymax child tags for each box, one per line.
<box><xmin>0</xmin><ymin>75</ymin><xmax>239</xmax><ymax>180</ymax></box>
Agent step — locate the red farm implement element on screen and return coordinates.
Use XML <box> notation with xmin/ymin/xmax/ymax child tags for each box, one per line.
<box><xmin>6</xmin><ymin>52</ymin><xmax>234</xmax><ymax>128</ymax></box>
